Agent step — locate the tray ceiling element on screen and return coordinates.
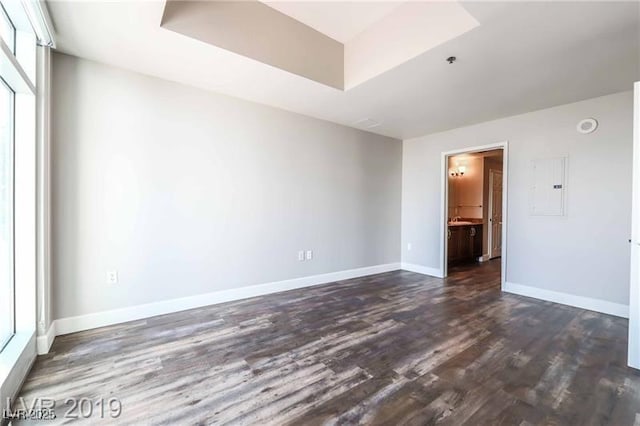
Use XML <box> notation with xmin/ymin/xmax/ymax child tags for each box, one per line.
<box><xmin>48</xmin><ymin>1</ymin><xmax>640</xmax><ymax>139</ymax></box>
<box><xmin>161</xmin><ymin>0</ymin><xmax>479</xmax><ymax>90</ymax></box>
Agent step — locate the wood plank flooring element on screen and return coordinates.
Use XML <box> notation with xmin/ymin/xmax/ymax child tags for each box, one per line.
<box><xmin>17</xmin><ymin>261</ymin><xmax>640</xmax><ymax>425</ymax></box>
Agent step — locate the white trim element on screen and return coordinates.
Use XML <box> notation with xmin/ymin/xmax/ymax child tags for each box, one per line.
<box><xmin>400</xmin><ymin>263</ymin><xmax>444</xmax><ymax>278</ymax></box>
<box><xmin>35</xmin><ymin>321</ymin><xmax>55</xmax><ymax>355</ymax></box>
<box><xmin>504</xmin><ymin>281</ymin><xmax>629</xmax><ymax>319</ymax></box>
<box><xmin>630</xmin><ymin>81</ymin><xmax>640</xmax><ymax>369</ymax></box>
<box><xmin>0</xmin><ymin>37</ymin><xmax>35</xmax><ymax>94</ymax></box>
<box><xmin>21</xmin><ymin>0</ymin><xmax>56</xmax><ymax>48</ymax></box>
<box><xmin>49</xmin><ymin>263</ymin><xmax>401</xmax><ymax>340</ymax></box>
<box><xmin>440</xmin><ymin>141</ymin><xmax>509</xmax><ymax>288</ymax></box>
<box><xmin>0</xmin><ymin>332</ymin><xmax>36</xmax><ymax>406</ymax></box>
<box><xmin>36</xmin><ymin>46</ymin><xmax>52</xmax><ymax>346</ymax></box>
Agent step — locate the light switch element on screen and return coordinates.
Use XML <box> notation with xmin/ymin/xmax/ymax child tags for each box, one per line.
<box><xmin>305</xmin><ymin>250</ymin><xmax>313</xmax><ymax>260</ymax></box>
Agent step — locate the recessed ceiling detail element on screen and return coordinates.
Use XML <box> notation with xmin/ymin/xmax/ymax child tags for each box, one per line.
<box><xmin>161</xmin><ymin>0</ymin><xmax>479</xmax><ymax>90</ymax></box>
<box><xmin>261</xmin><ymin>1</ymin><xmax>403</xmax><ymax>44</ymax></box>
<box><xmin>48</xmin><ymin>1</ymin><xmax>640</xmax><ymax>139</ymax></box>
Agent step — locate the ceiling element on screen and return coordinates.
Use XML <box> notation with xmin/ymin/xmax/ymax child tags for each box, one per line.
<box><xmin>160</xmin><ymin>1</ymin><xmax>478</xmax><ymax>90</ymax></box>
<box><xmin>261</xmin><ymin>1</ymin><xmax>403</xmax><ymax>43</ymax></box>
<box><xmin>47</xmin><ymin>1</ymin><xmax>640</xmax><ymax>140</ymax></box>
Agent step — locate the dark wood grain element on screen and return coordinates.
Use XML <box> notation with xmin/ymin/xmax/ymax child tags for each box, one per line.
<box><xmin>447</xmin><ymin>224</ymin><xmax>482</xmax><ymax>265</ymax></box>
<box><xmin>16</xmin><ymin>261</ymin><xmax>640</xmax><ymax>425</ymax></box>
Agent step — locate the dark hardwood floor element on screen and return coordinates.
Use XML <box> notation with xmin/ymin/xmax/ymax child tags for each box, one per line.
<box><xmin>17</xmin><ymin>260</ymin><xmax>640</xmax><ymax>425</ymax></box>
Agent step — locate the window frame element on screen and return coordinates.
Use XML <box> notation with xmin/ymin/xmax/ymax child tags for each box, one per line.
<box><xmin>0</xmin><ymin>0</ymin><xmax>54</xmax><ymax>409</ymax></box>
<box><xmin>0</xmin><ymin>75</ymin><xmax>15</xmax><ymax>352</ymax></box>
<box><xmin>0</xmin><ymin>2</ymin><xmax>15</xmax><ymax>55</ymax></box>
<box><xmin>0</xmin><ymin>0</ymin><xmax>39</xmax><ymax>374</ymax></box>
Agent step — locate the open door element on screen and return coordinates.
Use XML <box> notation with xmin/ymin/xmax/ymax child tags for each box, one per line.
<box><xmin>489</xmin><ymin>170</ymin><xmax>503</xmax><ymax>259</ymax></box>
<box><xmin>630</xmin><ymin>81</ymin><xmax>640</xmax><ymax>370</ymax></box>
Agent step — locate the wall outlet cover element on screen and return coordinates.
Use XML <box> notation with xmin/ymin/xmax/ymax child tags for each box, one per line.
<box><xmin>106</xmin><ymin>270</ymin><xmax>119</xmax><ymax>284</ymax></box>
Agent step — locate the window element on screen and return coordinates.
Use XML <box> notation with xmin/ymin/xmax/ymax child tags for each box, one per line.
<box><xmin>0</xmin><ymin>0</ymin><xmax>41</xmax><ymax>354</ymax></box>
<box><xmin>0</xmin><ymin>79</ymin><xmax>13</xmax><ymax>350</ymax></box>
<box><xmin>0</xmin><ymin>0</ymin><xmax>52</xmax><ymax>406</ymax></box>
<box><xmin>0</xmin><ymin>3</ymin><xmax>15</xmax><ymax>54</ymax></box>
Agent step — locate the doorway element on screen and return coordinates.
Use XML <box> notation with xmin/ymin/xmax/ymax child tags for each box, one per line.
<box><xmin>441</xmin><ymin>142</ymin><xmax>508</xmax><ymax>286</ymax></box>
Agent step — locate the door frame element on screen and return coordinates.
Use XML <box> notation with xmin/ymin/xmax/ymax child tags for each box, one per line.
<box><xmin>488</xmin><ymin>169</ymin><xmax>503</xmax><ymax>259</ymax></box>
<box><xmin>629</xmin><ymin>81</ymin><xmax>639</xmax><ymax>370</ymax></box>
<box><xmin>440</xmin><ymin>141</ymin><xmax>509</xmax><ymax>288</ymax></box>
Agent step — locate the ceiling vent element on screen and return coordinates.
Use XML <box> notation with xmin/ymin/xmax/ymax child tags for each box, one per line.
<box><xmin>353</xmin><ymin>118</ymin><xmax>381</xmax><ymax>129</ymax></box>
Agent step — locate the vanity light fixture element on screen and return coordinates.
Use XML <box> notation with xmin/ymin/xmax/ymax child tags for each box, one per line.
<box><xmin>450</xmin><ymin>165</ymin><xmax>466</xmax><ymax>177</ymax></box>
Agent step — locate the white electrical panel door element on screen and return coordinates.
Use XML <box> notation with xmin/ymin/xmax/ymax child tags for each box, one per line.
<box><xmin>530</xmin><ymin>157</ymin><xmax>566</xmax><ymax>216</ymax></box>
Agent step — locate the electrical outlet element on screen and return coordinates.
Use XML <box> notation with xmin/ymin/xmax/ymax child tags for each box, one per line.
<box><xmin>305</xmin><ymin>250</ymin><xmax>313</xmax><ymax>260</ymax></box>
<box><xmin>298</xmin><ymin>251</ymin><xmax>305</xmax><ymax>261</ymax></box>
<box><xmin>106</xmin><ymin>270</ymin><xmax>119</xmax><ymax>284</ymax></box>
<box><xmin>407</xmin><ymin>243</ymin><xmax>412</xmax><ymax>251</ymax></box>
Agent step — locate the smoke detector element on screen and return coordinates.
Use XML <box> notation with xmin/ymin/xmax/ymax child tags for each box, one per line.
<box><xmin>576</xmin><ymin>118</ymin><xmax>598</xmax><ymax>134</ymax></box>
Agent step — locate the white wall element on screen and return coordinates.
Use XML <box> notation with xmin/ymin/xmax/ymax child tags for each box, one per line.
<box><xmin>52</xmin><ymin>53</ymin><xmax>402</xmax><ymax>320</ymax></box>
<box><xmin>402</xmin><ymin>91</ymin><xmax>633</xmax><ymax>306</ymax></box>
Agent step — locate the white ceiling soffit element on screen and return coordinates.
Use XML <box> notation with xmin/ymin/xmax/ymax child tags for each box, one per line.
<box><xmin>344</xmin><ymin>2</ymin><xmax>478</xmax><ymax>89</ymax></box>
<box><xmin>48</xmin><ymin>1</ymin><xmax>640</xmax><ymax>139</ymax></box>
<box><xmin>161</xmin><ymin>0</ymin><xmax>478</xmax><ymax>90</ymax></box>
<box><xmin>161</xmin><ymin>1</ymin><xmax>345</xmax><ymax>89</ymax></box>
<box><xmin>261</xmin><ymin>1</ymin><xmax>403</xmax><ymax>43</ymax></box>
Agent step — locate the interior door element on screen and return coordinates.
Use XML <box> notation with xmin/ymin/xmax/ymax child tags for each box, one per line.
<box><xmin>489</xmin><ymin>170</ymin><xmax>503</xmax><ymax>259</ymax></box>
<box><xmin>629</xmin><ymin>81</ymin><xmax>640</xmax><ymax>370</ymax></box>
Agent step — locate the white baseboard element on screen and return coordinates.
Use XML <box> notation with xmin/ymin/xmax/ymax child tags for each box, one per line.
<box><xmin>503</xmin><ymin>281</ymin><xmax>629</xmax><ymax>318</ymax></box>
<box><xmin>400</xmin><ymin>263</ymin><xmax>444</xmax><ymax>278</ymax></box>
<box><xmin>36</xmin><ymin>322</ymin><xmax>56</xmax><ymax>355</ymax></box>
<box><xmin>41</xmin><ymin>265</ymin><xmax>629</xmax><ymax>357</ymax></box>
<box><xmin>50</xmin><ymin>263</ymin><xmax>401</xmax><ymax>346</ymax></box>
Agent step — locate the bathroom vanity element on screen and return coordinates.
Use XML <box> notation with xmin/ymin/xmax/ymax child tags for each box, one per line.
<box><xmin>447</xmin><ymin>222</ymin><xmax>483</xmax><ymax>265</ymax></box>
